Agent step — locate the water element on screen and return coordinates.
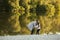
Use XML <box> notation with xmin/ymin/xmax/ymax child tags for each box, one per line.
<box><xmin>0</xmin><ymin>34</ymin><xmax>60</xmax><ymax>40</ymax></box>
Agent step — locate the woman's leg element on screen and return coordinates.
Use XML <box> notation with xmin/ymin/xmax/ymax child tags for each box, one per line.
<box><xmin>31</xmin><ymin>28</ymin><xmax>34</xmax><ymax>34</ymax></box>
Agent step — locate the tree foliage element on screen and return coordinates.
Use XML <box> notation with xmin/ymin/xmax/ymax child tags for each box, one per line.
<box><xmin>0</xmin><ymin>0</ymin><xmax>60</xmax><ymax>35</ymax></box>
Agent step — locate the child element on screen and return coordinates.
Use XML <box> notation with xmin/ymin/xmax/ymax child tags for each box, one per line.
<box><xmin>36</xmin><ymin>23</ymin><xmax>40</xmax><ymax>34</ymax></box>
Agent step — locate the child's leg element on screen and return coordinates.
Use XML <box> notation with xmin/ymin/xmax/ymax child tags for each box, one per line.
<box><xmin>36</xmin><ymin>29</ymin><xmax>40</xmax><ymax>34</ymax></box>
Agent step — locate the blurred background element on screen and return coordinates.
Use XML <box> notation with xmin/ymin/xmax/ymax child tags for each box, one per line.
<box><xmin>0</xmin><ymin>0</ymin><xmax>60</xmax><ymax>35</ymax></box>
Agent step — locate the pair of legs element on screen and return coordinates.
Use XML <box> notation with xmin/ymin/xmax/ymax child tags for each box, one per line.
<box><xmin>36</xmin><ymin>29</ymin><xmax>40</xmax><ymax>34</ymax></box>
<box><xmin>31</xmin><ymin>28</ymin><xmax>40</xmax><ymax>34</ymax></box>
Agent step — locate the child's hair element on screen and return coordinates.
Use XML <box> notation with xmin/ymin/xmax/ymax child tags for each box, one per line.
<box><xmin>36</xmin><ymin>20</ymin><xmax>39</xmax><ymax>25</ymax></box>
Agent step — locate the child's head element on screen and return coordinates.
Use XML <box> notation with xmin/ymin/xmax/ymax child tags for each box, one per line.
<box><xmin>36</xmin><ymin>19</ymin><xmax>39</xmax><ymax>25</ymax></box>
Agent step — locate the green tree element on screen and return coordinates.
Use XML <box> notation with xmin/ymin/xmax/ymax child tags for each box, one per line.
<box><xmin>0</xmin><ymin>0</ymin><xmax>21</xmax><ymax>35</ymax></box>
